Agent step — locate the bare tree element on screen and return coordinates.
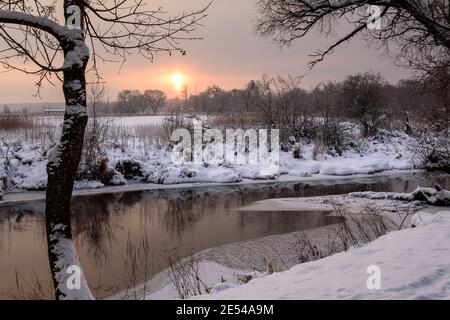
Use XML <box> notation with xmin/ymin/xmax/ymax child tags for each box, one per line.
<box><xmin>342</xmin><ymin>71</ymin><xmax>387</xmax><ymax>136</ymax></box>
<box><xmin>88</xmin><ymin>81</ymin><xmax>107</xmax><ymax>118</ymax></box>
<box><xmin>181</xmin><ymin>84</ymin><xmax>189</xmax><ymax>110</ymax></box>
<box><xmin>0</xmin><ymin>0</ymin><xmax>209</xmax><ymax>299</ymax></box>
<box><xmin>82</xmin><ymin>81</ymin><xmax>108</xmax><ymax>178</ymax></box>
<box><xmin>2</xmin><ymin>104</ymin><xmax>10</xmax><ymax>114</ymax></box>
<box><xmin>143</xmin><ymin>89</ymin><xmax>167</xmax><ymax>114</ymax></box>
<box><xmin>117</xmin><ymin>89</ymin><xmax>143</xmax><ymax>114</ymax></box>
<box><xmin>255</xmin><ymin>0</ymin><xmax>450</xmax><ymax>72</ymax></box>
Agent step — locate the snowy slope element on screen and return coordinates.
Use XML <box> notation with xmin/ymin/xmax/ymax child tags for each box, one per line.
<box><xmin>196</xmin><ymin>211</ymin><xmax>450</xmax><ymax>300</ymax></box>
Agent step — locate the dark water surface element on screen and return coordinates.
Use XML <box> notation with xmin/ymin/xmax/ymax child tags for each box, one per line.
<box><xmin>0</xmin><ymin>172</ymin><xmax>449</xmax><ymax>299</ymax></box>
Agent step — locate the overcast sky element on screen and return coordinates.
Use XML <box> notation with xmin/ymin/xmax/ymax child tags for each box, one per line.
<box><xmin>0</xmin><ymin>0</ymin><xmax>413</xmax><ymax>105</ymax></box>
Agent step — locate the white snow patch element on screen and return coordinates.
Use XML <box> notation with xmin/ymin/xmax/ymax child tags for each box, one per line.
<box><xmin>51</xmin><ymin>229</ymin><xmax>94</xmax><ymax>300</ymax></box>
<box><xmin>116</xmin><ymin>261</ymin><xmax>247</xmax><ymax>300</ymax></box>
<box><xmin>74</xmin><ymin>180</ymin><xmax>104</xmax><ymax>190</ymax></box>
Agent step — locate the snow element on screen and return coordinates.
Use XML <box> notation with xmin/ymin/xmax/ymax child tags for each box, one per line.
<box><xmin>195</xmin><ymin>211</ymin><xmax>450</xmax><ymax>300</ymax></box>
<box><xmin>146</xmin><ymin>164</ymin><xmax>242</xmax><ymax>185</ymax></box>
<box><xmin>350</xmin><ymin>188</ymin><xmax>436</xmax><ymax>201</ymax></box>
<box><xmin>0</xmin><ymin>10</ymin><xmax>76</xmax><ymax>41</ymax></box>
<box><xmin>319</xmin><ymin>158</ymin><xmax>411</xmax><ymax>175</ymax></box>
<box><xmin>113</xmin><ymin>116</ymin><xmax>167</xmax><ymax>127</ymax></box>
<box><xmin>410</xmin><ymin>211</ymin><xmax>436</xmax><ymax>227</ymax></box>
<box><xmin>37</xmin><ymin>115</ymin><xmax>166</xmax><ymax>129</ymax></box>
<box><xmin>50</xmin><ymin>224</ymin><xmax>94</xmax><ymax>300</ymax></box>
<box><xmin>7</xmin><ymin>146</ymin><xmax>48</xmax><ymax>191</ymax></box>
<box><xmin>115</xmin><ymin>261</ymin><xmax>247</xmax><ymax>300</ymax></box>
<box><xmin>63</xmin><ymin>45</ymin><xmax>89</xmax><ymax>69</ymax></box>
<box><xmin>74</xmin><ymin>180</ymin><xmax>104</xmax><ymax>190</ymax></box>
<box><xmin>351</xmin><ymin>186</ymin><xmax>450</xmax><ymax>206</ymax></box>
<box><xmin>0</xmin><ymin>128</ymin><xmax>419</xmax><ymax>193</ymax></box>
<box><xmin>278</xmin><ymin>129</ymin><xmax>415</xmax><ymax>177</ymax></box>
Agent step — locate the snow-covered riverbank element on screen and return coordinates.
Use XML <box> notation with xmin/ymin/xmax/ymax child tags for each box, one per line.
<box><xmin>137</xmin><ymin>205</ymin><xmax>449</xmax><ymax>300</ymax></box>
<box><xmin>0</xmin><ymin>129</ymin><xmax>417</xmax><ymax>195</ymax></box>
<box><xmin>116</xmin><ymin>189</ymin><xmax>450</xmax><ymax>300</ymax></box>
<box><xmin>0</xmin><ymin>169</ymin><xmax>424</xmax><ymax>206</ymax></box>
<box><xmin>196</xmin><ymin>210</ymin><xmax>450</xmax><ymax>300</ymax></box>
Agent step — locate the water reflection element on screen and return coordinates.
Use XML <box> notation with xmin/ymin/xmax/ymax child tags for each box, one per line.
<box><xmin>0</xmin><ymin>172</ymin><xmax>449</xmax><ymax>299</ymax></box>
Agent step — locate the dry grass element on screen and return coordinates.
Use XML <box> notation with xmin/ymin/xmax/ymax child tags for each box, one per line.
<box><xmin>119</xmin><ymin>235</ymin><xmax>155</xmax><ymax>300</ymax></box>
<box><xmin>2</xmin><ymin>269</ymin><xmax>54</xmax><ymax>300</ymax></box>
<box><xmin>0</xmin><ymin>116</ymin><xmax>58</xmax><ymax>149</ymax></box>
<box><xmin>332</xmin><ymin>203</ymin><xmax>398</xmax><ymax>248</ymax></box>
<box><xmin>292</xmin><ymin>204</ymin><xmax>398</xmax><ymax>266</ymax></box>
<box><xmin>210</xmin><ymin>113</ymin><xmax>265</xmax><ymax>130</ymax></box>
<box><xmin>0</xmin><ymin>115</ymin><xmax>32</xmax><ymax>131</ymax></box>
<box><xmin>167</xmin><ymin>252</ymin><xmax>210</xmax><ymax>299</ymax></box>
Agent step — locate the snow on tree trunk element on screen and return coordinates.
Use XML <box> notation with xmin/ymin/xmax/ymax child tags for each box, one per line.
<box><xmin>48</xmin><ymin>224</ymin><xmax>94</xmax><ymax>300</ymax></box>
<box><xmin>45</xmin><ymin>9</ymin><xmax>93</xmax><ymax>298</ymax></box>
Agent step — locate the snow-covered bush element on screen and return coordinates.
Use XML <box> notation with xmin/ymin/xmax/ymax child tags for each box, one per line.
<box><xmin>351</xmin><ymin>185</ymin><xmax>450</xmax><ymax>206</ymax></box>
<box><xmin>115</xmin><ymin>159</ymin><xmax>146</xmax><ymax>180</ymax></box>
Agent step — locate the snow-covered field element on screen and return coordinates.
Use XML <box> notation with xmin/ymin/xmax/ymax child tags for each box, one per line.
<box><xmin>111</xmin><ymin>115</ymin><xmax>167</xmax><ymax>127</ymax></box>
<box><xmin>36</xmin><ymin>115</ymin><xmax>167</xmax><ymax>127</ymax></box>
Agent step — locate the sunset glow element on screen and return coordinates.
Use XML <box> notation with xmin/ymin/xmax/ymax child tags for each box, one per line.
<box><xmin>172</xmin><ymin>72</ymin><xmax>185</xmax><ymax>91</ymax></box>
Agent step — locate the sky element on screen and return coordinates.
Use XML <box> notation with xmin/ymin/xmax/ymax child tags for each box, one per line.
<box><xmin>0</xmin><ymin>0</ymin><xmax>413</xmax><ymax>105</ymax></box>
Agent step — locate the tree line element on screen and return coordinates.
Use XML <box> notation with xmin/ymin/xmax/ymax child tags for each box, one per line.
<box><xmin>113</xmin><ymin>70</ymin><xmax>448</xmax><ymax>134</ymax></box>
<box><xmin>181</xmin><ymin>72</ymin><xmax>448</xmax><ymax>132</ymax></box>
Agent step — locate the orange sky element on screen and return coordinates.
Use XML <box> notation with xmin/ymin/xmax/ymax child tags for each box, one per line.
<box><xmin>0</xmin><ymin>0</ymin><xmax>413</xmax><ymax>104</ymax></box>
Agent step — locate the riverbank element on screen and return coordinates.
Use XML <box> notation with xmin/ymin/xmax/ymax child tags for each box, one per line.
<box><xmin>118</xmin><ymin>190</ymin><xmax>444</xmax><ymax>300</ymax></box>
<box><xmin>1</xmin><ymin>128</ymin><xmax>418</xmax><ymax>195</ymax></box>
<box><xmin>0</xmin><ymin>169</ymin><xmax>425</xmax><ymax>206</ymax></box>
<box><xmin>196</xmin><ymin>209</ymin><xmax>450</xmax><ymax>300</ymax></box>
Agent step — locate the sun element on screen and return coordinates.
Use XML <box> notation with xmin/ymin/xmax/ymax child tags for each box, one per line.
<box><xmin>172</xmin><ymin>72</ymin><xmax>184</xmax><ymax>91</ymax></box>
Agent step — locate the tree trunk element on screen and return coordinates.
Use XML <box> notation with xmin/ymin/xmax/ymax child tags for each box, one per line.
<box><xmin>45</xmin><ymin>26</ymin><xmax>93</xmax><ymax>298</ymax></box>
<box><xmin>363</xmin><ymin>122</ymin><xmax>370</xmax><ymax>137</ymax></box>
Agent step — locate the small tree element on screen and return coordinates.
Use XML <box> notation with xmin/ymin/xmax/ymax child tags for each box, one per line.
<box><xmin>82</xmin><ymin>82</ymin><xmax>108</xmax><ymax>178</ymax></box>
<box><xmin>342</xmin><ymin>72</ymin><xmax>387</xmax><ymax>136</ymax></box>
<box><xmin>143</xmin><ymin>89</ymin><xmax>167</xmax><ymax>114</ymax></box>
<box><xmin>0</xmin><ymin>0</ymin><xmax>209</xmax><ymax>299</ymax></box>
<box><xmin>117</xmin><ymin>89</ymin><xmax>144</xmax><ymax>114</ymax></box>
<box><xmin>181</xmin><ymin>85</ymin><xmax>189</xmax><ymax>110</ymax></box>
<box><xmin>2</xmin><ymin>104</ymin><xmax>10</xmax><ymax>114</ymax></box>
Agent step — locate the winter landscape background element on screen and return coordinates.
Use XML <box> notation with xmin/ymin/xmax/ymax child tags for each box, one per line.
<box><xmin>0</xmin><ymin>0</ymin><xmax>449</xmax><ymax>302</ymax></box>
